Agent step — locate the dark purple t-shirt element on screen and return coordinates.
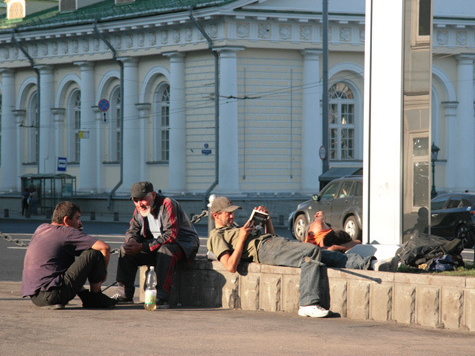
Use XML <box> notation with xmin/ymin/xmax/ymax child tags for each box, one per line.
<box><xmin>21</xmin><ymin>223</ymin><xmax>98</xmax><ymax>297</ymax></box>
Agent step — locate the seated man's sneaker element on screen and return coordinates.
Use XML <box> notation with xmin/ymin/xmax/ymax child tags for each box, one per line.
<box><xmin>79</xmin><ymin>290</ymin><xmax>117</xmax><ymax>308</ymax></box>
<box><xmin>298</xmin><ymin>304</ymin><xmax>329</xmax><ymax>318</ymax></box>
<box><xmin>374</xmin><ymin>256</ymin><xmax>399</xmax><ymax>272</ymax></box>
<box><xmin>111</xmin><ymin>293</ymin><xmax>134</xmax><ymax>304</ymax></box>
<box><xmin>40</xmin><ymin>304</ymin><xmax>65</xmax><ymax>310</ymax></box>
<box><xmin>157</xmin><ymin>299</ymin><xmax>170</xmax><ymax>309</ymax></box>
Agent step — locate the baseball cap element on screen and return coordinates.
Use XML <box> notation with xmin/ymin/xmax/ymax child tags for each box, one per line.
<box><xmin>210</xmin><ymin>196</ymin><xmax>242</xmax><ymax>213</ymax></box>
<box><xmin>130</xmin><ymin>181</ymin><xmax>154</xmax><ymax>200</ymax></box>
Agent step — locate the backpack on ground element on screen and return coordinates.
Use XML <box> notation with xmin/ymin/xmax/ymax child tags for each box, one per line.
<box><xmin>396</xmin><ymin>231</ymin><xmax>464</xmax><ymax>269</ymax></box>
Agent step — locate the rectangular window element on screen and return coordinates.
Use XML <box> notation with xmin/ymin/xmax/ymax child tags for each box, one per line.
<box><xmin>418</xmin><ymin>0</ymin><xmax>431</xmax><ymax>36</ymax></box>
<box><xmin>341</xmin><ymin>128</ymin><xmax>354</xmax><ymax>159</ymax></box>
<box><xmin>74</xmin><ymin>105</ymin><xmax>81</xmax><ymax>162</ymax></box>
<box><xmin>330</xmin><ymin>128</ymin><xmax>338</xmax><ymax>160</ymax></box>
<box><xmin>115</xmin><ymin>105</ymin><xmax>121</xmax><ymax>161</ymax></box>
<box><xmin>160</xmin><ymin>99</ymin><xmax>169</xmax><ymax>161</ymax></box>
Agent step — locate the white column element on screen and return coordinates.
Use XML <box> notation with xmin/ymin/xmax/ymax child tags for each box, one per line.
<box><xmin>136</xmin><ymin>103</ymin><xmax>151</xmax><ymax>181</ymax></box>
<box><xmin>75</xmin><ymin>62</ymin><xmax>97</xmax><ymax>192</ymax></box>
<box><xmin>301</xmin><ymin>49</ymin><xmax>322</xmax><ymax>193</ymax></box>
<box><xmin>37</xmin><ymin>65</ymin><xmax>55</xmax><ymax>174</ymax></box>
<box><xmin>0</xmin><ymin>69</ymin><xmax>20</xmax><ymax>192</ymax></box>
<box><xmin>164</xmin><ymin>52</ymin><xmax>186</xmax><ymax>193</ymax></box>
<box><xmin>455</xmin><ymin>54</ymin><xmax>475</xmax><ymax>192</ymax></box>
<box><xmin>51</xmin><ymin>108</ymin><xmax>65</xmax><ymax>161</ymax></box>
<box><xmin>12</xmin><ymin>110</ymin><xmax>26</xmax><ymax>190</ymax></box>
<box><xmin>121</xmin><ymin>57</ymin><xmax>140</xmax><ymax>191</ymax></box>
<box><xmin>216</xmin><ymin>47</ymin><xmax>243</xmax><ymax>194</ymax></box>
<box><xmin>441</xmin><ymin>101</ymin><xmax>458</xmax><ymax>191</ymax></box>
<box><xmin>92</xmin><ymin>106</ymin><xmax>104</xmax><ymax>193</ymax></box>
<box><xmin>0</xmin><ymin>69</ymin><xmax>18</xmax><ymax>191</ymax></box>
<box><xmin>363</xmin><ymin>0</ymin><xmax>404</xmax><ymax>245</ymax></box>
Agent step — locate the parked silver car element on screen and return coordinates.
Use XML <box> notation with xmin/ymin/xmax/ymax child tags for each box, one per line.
<box><xmin>288</xmin><ymin>176</ymin><xmax>363</xmax><ymax>241</ymax></box>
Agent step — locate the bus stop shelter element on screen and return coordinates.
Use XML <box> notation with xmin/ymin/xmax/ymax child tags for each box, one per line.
<box><xmin>20</xmin><ymin>174</ymin><xmax>76</xmax><ymax>215</ymax></box>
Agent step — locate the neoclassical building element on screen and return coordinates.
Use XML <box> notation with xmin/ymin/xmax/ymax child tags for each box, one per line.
<box><xmin>0</xmin><ymin>0</ymin><xmax>473</xmax><ymax>200</ymax></box>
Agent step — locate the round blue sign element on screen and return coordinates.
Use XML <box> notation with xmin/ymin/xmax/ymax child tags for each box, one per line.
<box><xmin>98</xmin><ymin>99</ymin><xmax>110</xmax><ymax>112</ymax></box>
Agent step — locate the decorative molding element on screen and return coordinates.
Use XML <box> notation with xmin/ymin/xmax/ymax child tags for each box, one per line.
<box><xmin>0</xmin><ymin>16</ymin><xmax>470</xmax><ymax>66</ymax></box>
<box><xmin>340</xmin><ymin>27</ymin><xmax>351</xmax><ymax>42</ymax></box>
<box><xmin>258</xmin><ymin>22</ymin><xmax>271</xmax><ymax>39</ymax></box>
<box><xmin>237</xmin><ymin>22</ymin><xmax>250</xmax><ymax>38</ymax></box>
<box><xmin>456</xmin><ymin>31</ymin><xmax>467</xmax><ymax>46</ymax></box>
<box><xmin>279</xmin><ymin>24</ymin><xmax>291</xmax><ymax>40</ymax></box>
<box><xmin>436</xmin><ymin>30</ymin><xmax>448</xmax><ymax>45</ymax></box>
<box><xmin>135</xmin><ymin>102</ymin><xmax>151</xmax><ymax>119</ymax></box>
<box><xmin>51</xmin><ymin>107</ymin><xmax>66</xmax><ymax>122</ymax></box>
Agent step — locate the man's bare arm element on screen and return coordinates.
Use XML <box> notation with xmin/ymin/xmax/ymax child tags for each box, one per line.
<box><xmin>91</xmin><ymin>240</ymin><xmax>111</xmax><ymax>268</ymax></box>
<box><xmin>218</xmin><ymin>221</ymin><xmax>253</xmax><ymax>273</ymax></box>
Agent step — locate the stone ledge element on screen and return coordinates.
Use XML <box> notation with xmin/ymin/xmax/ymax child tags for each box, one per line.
<box><xmin>139</xmin><ymin>257</ymin><xmax>475</xmax><ymax>332</ymax></box>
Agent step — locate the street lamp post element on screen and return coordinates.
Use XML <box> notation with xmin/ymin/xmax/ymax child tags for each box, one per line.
<box><xmin>431</xmin><ymin>142</ymin><xmax>440</xmax><ymax>198</ymax></box>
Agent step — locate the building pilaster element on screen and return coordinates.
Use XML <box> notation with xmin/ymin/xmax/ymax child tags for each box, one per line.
<box><xmin>37</xmin><ymin>65</ymin><xmax>55</xmax><ymax>174</ymax></box>
<box><xmin>215</xmin><ymin>46</ymin><xmax>244</xmax><ymax>194</ymax></box>
<box><xmin>164</xmin><ymin>51</ymin><xmax>186</xmax><ymax>193</ymax></box>
<box><xmin>0</xmin><ymin>69</ymin><xmax>18</xmax><ymax>191</ymax></box>
<box><xmin>75</xmin><ymin>61</ymin><xmax>97</xmax><ymax>192</ymax></box>
<box><xmin>121</xmin><ymin>57</ymin><xmax>140</xmax><ymax>191</ymax></box>
<box><xmin>455</xmin><ymin>54</ymin><xmax>475</xmax><ymax>191</ymax></box>
<box><xmin>301</xmin><ymin>49</ymin><xmax>322</xmax><ymax>193</ymax></box>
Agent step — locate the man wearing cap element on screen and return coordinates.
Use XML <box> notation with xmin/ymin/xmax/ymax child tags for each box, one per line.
<box><xmin>113</xmin><ymin>181</ymin><xmax>200</xmax><ymax>307</ymax></box>
<box><xmin>207</xmin><ymin>196</ymin><xmax>330</xmax><ymax>318</ymax></box>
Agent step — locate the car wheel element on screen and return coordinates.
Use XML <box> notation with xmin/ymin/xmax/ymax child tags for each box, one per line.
<box><xmin>456</xmin><ymin>224</ymin><xmax>474</xmax><ymax>249</ymax></box>
<box><xmin>344</xmin><ymin>216</ymin><xmax>361</xmax><ymax>241</ymax></box>
<box><xmin>293</xmin><ymin>214</ymin><xmax>308</xmax><ymax>242</ymax></box>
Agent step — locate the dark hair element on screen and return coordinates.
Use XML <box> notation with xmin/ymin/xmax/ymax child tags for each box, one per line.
<box><xmin>52</xmin><ymin>201</ymin><xmax>81</xmax><ymax>224</ymax></box>
<box><xmin>323</xmin><ymin>230</ymin><xmax>352</xmax><ymax>247</ymax></box>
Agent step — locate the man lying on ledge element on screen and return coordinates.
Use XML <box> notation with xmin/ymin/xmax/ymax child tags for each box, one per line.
<box><xmin>304</xmin><ymin>211</ymin><xmax>398</xmax><ymax>271</ymax></box>
<box><xmin>305</xmin><ymin>211</ymin><xmax>361</xmax><ymax>252</ymax></box>
<box><xmin>207</xmin><ymin>196</ymin><xmax>331</xmax><ymax>318</ymax></box>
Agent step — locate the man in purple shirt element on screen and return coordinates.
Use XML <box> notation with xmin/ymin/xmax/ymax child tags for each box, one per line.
<box><xmin>22</xmin><ymin>201</ymin><xmax>117</xmax><ymax>309</ymax></box>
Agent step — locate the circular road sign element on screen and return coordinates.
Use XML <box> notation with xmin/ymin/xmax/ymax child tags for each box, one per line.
<box><xmin>98</xmin><ymin>99</ymin><xmax>110</xmax><ymax>112</ymax></box>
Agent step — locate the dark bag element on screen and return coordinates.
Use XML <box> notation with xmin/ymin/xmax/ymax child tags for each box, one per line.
<box><xmin>397</xmin><ymin>231</ymin><xmax>464</xmax><ymax>268</ymax></box>
<box><xmin>425</xmin><ymin>254</ymin><xmax>458</xmax><ymax>272</ymax></box>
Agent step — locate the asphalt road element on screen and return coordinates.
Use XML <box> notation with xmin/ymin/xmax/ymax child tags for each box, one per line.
<box><xmin>0</xmin><ymin>218</ymin><xmax>293</xmax><ymax>284</ymax></box>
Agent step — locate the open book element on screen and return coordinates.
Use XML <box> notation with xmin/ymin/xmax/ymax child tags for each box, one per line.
<box><xmin>249</xmin><ymin>209</ymin><xmax>269</xmax><ymax>235</ymax></box>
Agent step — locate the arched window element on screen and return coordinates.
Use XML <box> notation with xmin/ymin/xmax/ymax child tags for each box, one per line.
<box><xmin>67</xmin><ymin>89</ymin><xmax>81</xmax><ymax>163</ymax></box>
<box><xmin>109</xmin><ymin>86</ymin><xmax>121</xmax><ymax>162</ymax></box>
<box><xmin>27</xmin><ymin>92</ymin><xmax>38</xmax><ymax>163</ymax></box>
<box><xmin>8</xmin><ymin>2</ymin><xmax>24</xmax><ymax>19</ymax></box>
<box><xmin>329</xmin><ymin>82</ymin><xmax>356</xmax><ymax>160</ymax></box>
<box><xmin>60</xmin><ymin>0</ymin><xmax>76</xmax><ymax>12</ymax></box>
<box><xmin>153</xmin><ymin>83</ymin><xmax>170</xmax><ymax>162</ymax></box>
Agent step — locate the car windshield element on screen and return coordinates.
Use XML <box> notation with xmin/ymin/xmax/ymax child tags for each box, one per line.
<box><xmin>320</xmin><ymin>182</ymin><xmax>339</xmax><ymax>201</ymax></box>
<box><xmin>338</xmin><ymin>181</ymin><xmax>353</xmax><ymax>198</ymax></box>
<box><xmin>431</xmin><ymin>195</ymin><xmax>449</xmax><ymax>210</ymax></box>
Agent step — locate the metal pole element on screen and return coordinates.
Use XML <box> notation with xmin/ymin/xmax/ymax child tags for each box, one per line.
<box><xmin>93</xmin><ymin>21</ymin><xmax>124</xmax><ymax>210</ymax></box>
<box><xmin>189</xmin><ymin>9</ymin><xmax>220</xmax><ymax>211</ymax></box>
<box><xmin>322</xmin><ymin>0</ymin><xmax>329</xmax><ymax>174</ymax></box>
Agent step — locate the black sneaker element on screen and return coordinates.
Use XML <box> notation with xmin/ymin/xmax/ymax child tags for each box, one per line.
<box><xmin>111</xmin><ymin>293</ymin><xmax>134</xmax><ymax>304</ymax></box>
<box><xmin>40</xmin><ymin>304</ymin><xmax>65</xmax><ymax>310</ymax></box>
<box><xmin>79</xmin><ymin>290</ymin><xmax>117</xmax><ymax>308</ymax></box>
<box><xmin>157</xmin><ymin>299</ymin><xmax>170</xmax><ymax>309</ymax></box>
